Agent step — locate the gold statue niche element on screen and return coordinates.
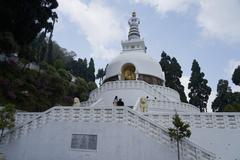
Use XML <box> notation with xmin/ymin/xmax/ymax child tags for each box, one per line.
<box><xmin>122</xmin><ymin>63</ymin><xmax>136</xmax><ymax>80</ymax></box>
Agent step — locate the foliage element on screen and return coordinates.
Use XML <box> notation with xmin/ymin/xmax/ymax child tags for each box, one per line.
<box><xmin>224</xmin><ymin>103</ymin><xmax>240</xmax><ymax>112</ymax></box>
<box><xmin>0</xmin><ymin>0</ymin><xmax>58</xmax><ymax>47</ymax></box>
<box><xmin>0</xmin><ymin>57</ymin><xmax>97</xmax><ymax>111</ymax></box>
<box><xmin>232</xmin><ymin>66</ymin><xmax>240</xmax><ymax>86</ymax></box>
<box><xmin>168</xmin><ymin>113</ymin><xmax>191</xmax><ymax>160</ymax></box>
<box><xmin>88</xmin><ymin>81</ymin><xmax>97</xmax><ymax>92</ymax></box>
<box><xmin>0</xmin><ymin>103</ymin><xmax>15</xmax><ymax>139</ymax></box>
<box><xmin>96</xmin><ymin>68</ymin><xmax>106</xmax><ymax>86</ymax></box>
<box><xmin>87</xmin><ymin>58</ymin><xmax>95</xmax><ymax>82</ymax></box>
<box><xmin>188</xmin><ymin>59</ymin><xmax>211</xmax><ymax>112</ymax></box>
<box><xmin>160</xmin><ymin>51</ymin><xmax>187</xmax><ymax>102</ymax></box>
<box><xmin>212</xmin><ymin>79</ymin><xmax>232</xmax><ymax>112</ymax></box>
<box><xmin>0</xmin><ymin>32</ymin><xmax>18</xmax><ymax>54</ymax></box>
<box><xmin>54</xmin><ymin>59</ymin><xmax>65</xmax><ymax>70</ymax></box>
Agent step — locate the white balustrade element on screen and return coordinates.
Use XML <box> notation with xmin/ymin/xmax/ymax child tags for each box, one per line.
<box><xmin>151</xmin><ymin>85</ymin><xmax>180</xmax><ymax>101</ymax></box>
<box><xmin>15</xmin><ymin>113</ymin><xmax>40</xmax><ymax>127</ymax></box>
<box><xmin>3</xmin><ymin>106</ymin><xmax>215</xmax><ymax>160</ymax></box>
<box><xmin>145</xmin><ymin>112</ymin><xmax>240</xmax><ymax>129</ymax></box>
<box><xmin>146</xmin><ymin>99</ymin><xmax>200</xmax><ymax>112</ymax></box>
<box><xmin>89</xmin><ymin>80</ymin><xmax>171</xmax><ymax>101</ymax></box>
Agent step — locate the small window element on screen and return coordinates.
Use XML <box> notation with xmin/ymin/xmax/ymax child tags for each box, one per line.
<box><xmin>71</xmin><ymin>134</ymin><xmax>97</xmax><ymax>150</ymax></box>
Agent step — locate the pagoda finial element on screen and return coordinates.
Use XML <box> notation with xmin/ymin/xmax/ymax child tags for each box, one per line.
<box><xmin>128</xmin><ymin>11</ymin><xmax>140</xmax><ymax>40</ymax></box>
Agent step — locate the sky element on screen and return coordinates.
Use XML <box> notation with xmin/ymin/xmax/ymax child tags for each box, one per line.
<box><xmin>53</xmin><ymin>0</ymin><xmax>240</xmax><ymax>111</ymax></box>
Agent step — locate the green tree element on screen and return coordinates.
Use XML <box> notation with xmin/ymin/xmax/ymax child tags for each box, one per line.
<box><xmin>75</xmin><ymin>77</ymin><xmax>89</xmax><ymax>101</ymax></box>
<box><xmin>96</xmin><ymin>68</ymin><xmax>105</xmax><ymax>86</ymax></box>
<box><xmin>88</xmin><ymin>82</ymin><xmax>97</xmax><ymax>92</ymax></box>
<box><xmin>0</xmin><ymin>0</ymin><xmax>58</xmax><ymax>47</ymax></box>
<box><xmin>224</xmin><ymin>103</ymin><xmax>240</xmax><ymax>112</ymax></box>
<box><xmin>168</xmin><ymin>113</ymin><xmax>191</xmax><ymax>160</ymax></box>
<box><xmin>54</xmin><ymin>59</ymin><xmax>65</xmax><ymax>70</ymax></box>
<box><xmin>87</xmin><ymin>58</ymin><xmax>95</xmax><ymax>82</ymax></box>
<box><xmin>212</xmin><ymin>79</ymin><xmax>232</xmax><ymax>112</ymax></box>
<box><xmin>0</xmin><ymin>32</ymin><xmax>18</xmax><ymax>54</ymax></box>
<box><xmin>188</xmin><ymin>60</ymin><xmax>211</xmax><ymax>112</ymax></box>
<box><xmin>232</xmin><ymin>66</ymin><xmax>240</xmax><ymax>86</ymax></box>
<box><xmin>0</xmin><ymin>104</ymin><xmax>15</xmax><ymax>139</ymax></box>
<box><xmin>160</xmin><ymin>51</ymin><xmax>187</xmax><ymax>102</ymax></box>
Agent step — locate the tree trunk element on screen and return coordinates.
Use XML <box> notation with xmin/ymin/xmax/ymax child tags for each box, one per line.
<box><xmin>177</xmin><ymin>140</ymin><xmax>180</xmax><ymax>160</ymax></box>
<box><xmin>0</xmin><ymin>128</ymin><xmax>4</xmax><ymax>142</ymax></box>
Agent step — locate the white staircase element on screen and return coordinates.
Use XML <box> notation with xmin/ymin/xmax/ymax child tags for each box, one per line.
<box><xmin>2</xmin><ymin>106</ymin><xmax>216</xmax><ymax>160</ymax></box>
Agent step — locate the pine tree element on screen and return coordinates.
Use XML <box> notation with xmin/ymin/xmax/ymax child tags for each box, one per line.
<box><xmin>212</xmin><ymin>79</ymin><xmax>232</xmax><ymax>112</ymax></box>
<box><xmin>188</xmin><ymin>60</ymin><xmax>211</xmax><ymax>112</ymax></box>
<box><xmin>96</xmin><ymin>68</ymin><xmax>105</xmax><ymax>86</ymax></box>
<box><xmin>87</xmin><ymin>58</ymin><xmax>95</xmax><ymax>82</ymax></box>
<box><xmin>232</xmin><ymin>66</ymin><xmax>240</xmax><ymax>86</ymax></box>
<box><xmin>168</xmin><ymin>113</ymin><xmax>191</xmax><ymax>160</ymax></box>
<box><xmin>160</xmin><ymin>51</ymin><xmax>187</xmax><ymax>102</ymax></box>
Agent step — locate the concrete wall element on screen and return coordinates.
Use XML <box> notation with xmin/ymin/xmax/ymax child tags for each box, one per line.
<box><xmin>3</xmin><ymin>121</ymin><xmax>176</xmax><ymax>160</ymax></box>
<box><xmin>190</xmin><ymin>128</ymin><xmax>240</xmax><ymax>160</ymax></box>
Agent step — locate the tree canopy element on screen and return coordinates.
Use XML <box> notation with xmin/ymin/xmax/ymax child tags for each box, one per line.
<box><xmin>188</xmin><ymin>60</ymin><xmax>211</xmax><ymax>112</ymax></box>
<box><xmin>160</xmin><ymin>51</ymin><xmax>187</xmax><ymax>102</ymax></box>
<box><xmin>212</xmin><ymin>80</ymin><xmax>232</xmax><ymax>112</ymax></box>
<box><xmin>232</xmin><ymin>66</ymin><xmax>240</xmax><ymax>86</ymax></box>
<box><xmin>0</xmin><ymin>0</ymin><xmax>58</xmax><ymax>53</ymax></box>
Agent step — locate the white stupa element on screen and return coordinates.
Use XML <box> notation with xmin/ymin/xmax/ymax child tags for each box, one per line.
<box><xmin>1</xmin><ymin>12</ymin><xmax>240</xmax><ymax>160</ymax></box>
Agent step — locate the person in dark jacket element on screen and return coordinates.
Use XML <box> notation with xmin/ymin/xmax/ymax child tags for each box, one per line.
<box><xmin>117</xmin><ymin>98</ymin><xmax>124</xmax><ymax>106</ymax></box>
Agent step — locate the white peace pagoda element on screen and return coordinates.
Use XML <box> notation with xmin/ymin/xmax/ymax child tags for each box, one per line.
<box><xmin>1</xmin><ymin>12</ymin><xmax>240</xmax><ymax>160</ymax></box>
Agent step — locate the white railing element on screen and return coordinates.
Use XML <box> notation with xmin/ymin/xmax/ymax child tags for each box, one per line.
<box><xmin>2</xmin><ymin>106</ymin><xmax>215</xmax><ymax>160</ymax></box>
<box><xmin>145</xmin><ymin>112</ymin><xmax>240</xmax><ymax>129</ymax></box>
<box><xmin>151</xmin><ymin>85</ymin><xmax>180</xmax><ymax>101</ymax></box>
<box><xmin>89</xmin><ymin>80</ymin><xmax>171</xmax><ymax>101</ymax></box>
<box><xmin>15</xmin><ymin>112</ymin><xmax>40</xmax><ymax>127</ymax></box>
<box><xmin>79</xmin><ymin>99</ymin><xmax>97</xmax><ymax>107</ymax></box>
<box><xmin>147</xmin><ymin>99</ymin><xmax>200</xmax><ymax>113</ymax></box>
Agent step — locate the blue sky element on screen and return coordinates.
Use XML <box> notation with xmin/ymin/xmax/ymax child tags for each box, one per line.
<box><xmin>53</xmin><ymin>0</ymin><xmax>240</xmax><ymax>111</ymax></box>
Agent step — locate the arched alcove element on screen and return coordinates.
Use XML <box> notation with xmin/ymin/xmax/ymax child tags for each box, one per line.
<box><xmin>121</xmin><ymin>63</ymin><xmax>136</xmax><ymax>80</ymax></box>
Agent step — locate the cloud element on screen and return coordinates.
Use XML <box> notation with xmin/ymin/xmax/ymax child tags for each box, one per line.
<box><xmin>132</xmin><ymin>0</ymin><xmax>240</xmax><ymax>44</ymax></box>
<box><xmin>180</xmin><ymin>75</ymin><xmax>190</xmax><ymax>101</ymax></box>
<box><xmin>132</xmin><ymin>0</ymin><xmax>196</xmax><ymax>14</ymax></box>
<box><xmin>207</xmin><ymin>91</ymin><xmax>216</xmax><ymax>112</ymax></box>
<box><xmin>197</xmin><ymin>0</ymin><xmax>240</xmax><ymax>44</ymax></box>
<box><xmin>224</xmin><ymin>59</ymin><xmax>240</xmax><ymax>77</ymax></box>
<box><xmin>57</xmin><ymin>0</ymin><xmax>125</xmax><ymax>60</ymax></box>
<box><xmin>224</xmin><ymin>59</ymin><xmax>240</xmax><ymax>92</ymax></box>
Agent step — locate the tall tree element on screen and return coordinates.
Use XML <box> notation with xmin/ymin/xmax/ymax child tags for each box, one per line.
<box><xmin>96</xmin><ymin>68</ymin><xmax>106</xmax><ymax>86</ymax></box>
<box><xmin>168</xmin><ymin>113</ymin><xmax>191</xmax><ymax>160</ymax></box>
<box><xmin>212</xmin><ymin>79</ymin><xmax>232</xmax><ymax>112</ymax></box>
<box><xmin>188</xmin><ymin>60</ymin><xmax>211</xmax><ymax>112</ymax></box>
<box><xmin>0</xmin><ymin>0</ymin><xmax>58</xmax><ymax>53</ymax></box>
<box><xmin>160</xmin><ymin>51</ymin><xmax>187</xmax><ymax>102</ymax></box>
<box><xmin>232</xmin><ymin>66</ymin><xmax>240</xmax><ymax>86</ymax></box>
<box><xmin>87</xmin><ymin>58</ymin><xmax>95</xmax><ymax>82</ymax></box>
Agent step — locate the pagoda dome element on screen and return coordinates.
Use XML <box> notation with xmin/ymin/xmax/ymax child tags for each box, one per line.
<box><xmin>104</xmin><ymin>49</ymin><xmax>165</xmax><ymax>85</ymax></box>
<box><xmin>104</xmin><ymin>12</ymin><xmax>165</xmax><ymax>85</ymax></box>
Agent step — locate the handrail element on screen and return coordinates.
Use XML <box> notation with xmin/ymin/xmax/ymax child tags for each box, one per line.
<box><xmin>147</xmin><ymin>99</ymin><xmax>200</xmax><ymax>112</ymax></box>
<box><xmin>151</xmin><ymin>85</ymin><xmax>180</xmax><ymax>101</ymax></box>
<box><xmin>2</xmin><ymin>106</ymin><xmax>216</xmax><ymax>160</ymax></box>
<box><xmin>89</xmin><ymin>80</ymin><xmax>171</xmax><ymax>101</ymax></box>
<box><xmin>145</xmin><ymin>112</ymin><xmax>240</xmax><ymax>129</ymax></box>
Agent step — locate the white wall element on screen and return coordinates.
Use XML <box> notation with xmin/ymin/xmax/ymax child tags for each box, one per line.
<box><xmin>3</xmin><ymin>121</ymin><xmax>176</xmax><ymax>160</ymax></box>
<box><xmin>190</xmin><ymin>128</ymin><xmax>240</xmax><ymax>160</ymax></box>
